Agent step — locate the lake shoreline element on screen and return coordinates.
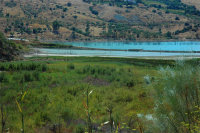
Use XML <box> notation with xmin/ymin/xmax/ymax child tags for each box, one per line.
<box><xmin>42</xmin><ymin>39</ymin><xmax>200</xmax><ymax>43</ymax></box>
<box><xmin>32</xmin><ymin>46</ymin><xmax>200</xmax><ymax>53</ymax></box>
<box><xmin>25</xmin><ymin>51</ymin><xmax>200</xmax><ymax>60</ymax></box>
<box><xmin>27</xmin><ymin>41</ymin><xmax>200</xmax><ymax>59</ymax></box>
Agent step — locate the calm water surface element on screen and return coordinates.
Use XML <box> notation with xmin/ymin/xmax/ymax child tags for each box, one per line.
<box><xmin>40</xmin><ymin>41</ymin><xmax>200</xmax><ymax>57</ymax></box>
<box><xmin>54</xmin><ymin>41</ymin><xmax>200</xmax><ymax>51</ymax></box>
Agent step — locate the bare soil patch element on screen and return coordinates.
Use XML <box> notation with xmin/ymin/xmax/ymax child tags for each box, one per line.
<box><xmin>83</xmin><ymin>76</ymin><xmax>110</xmax><ymax>86</ymax></box>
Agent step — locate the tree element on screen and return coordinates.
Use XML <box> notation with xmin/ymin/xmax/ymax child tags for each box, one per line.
<box><xmin>165</xmin><ymin>31</ymin><xmax>172</xmax><ymax>39</ymax></box>
<box><xmin>52</xmin><ymin>20</ymin><xmax>61</xmax><ymax>34</ymax></box>
<box><xmin>67</xmin><ymin>2</ymin><xmax>72</xmax><ymax>7</ymax></box>
<box><xmin>70</xmin><ymin>27</ymin><xmax>76</xmax><ymax>40</ymax></box>
<box><xmin>85</xmin><ymin>22</ymin><xmax>90</xmax><ymax>36</ymax></box>
<box><xmin>0</xmin><ymin>9</ymin><xmax>3</xmax><ymax>17</ymax></box>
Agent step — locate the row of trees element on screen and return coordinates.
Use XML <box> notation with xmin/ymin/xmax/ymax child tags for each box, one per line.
<box><xmin>99</xmin><ymin>22</ymin><xmax>162</xmax><ymax>40</ymax></box>
<box><xmin>151</xmin><ymin>0</ymin><xmax>200</xmax><ymax>16</ymax></box>
<box><xmin>83</xmin><ymin>0</ymin><xmax>142</xmax><ymax>5</ymax></box>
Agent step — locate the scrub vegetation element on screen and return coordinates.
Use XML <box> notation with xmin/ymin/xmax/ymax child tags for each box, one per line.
<box><xmin>0</xmin><ymin>57</ymin><xmax>157</xmax><ymax>132</ymax></box>
<box><xmin>0</xmin><ymin>56</ymin><xmax>200</xmax><ymax>133</ymax></box>
<box><xmin>0</xmin><ymin>32</ymin><xmax>24</xmax><ymax>61</ymax></box>
<box><xmin>1</xmin><ymin>0</ymin><xmax>200</xmax><ymax>41</ymax></box>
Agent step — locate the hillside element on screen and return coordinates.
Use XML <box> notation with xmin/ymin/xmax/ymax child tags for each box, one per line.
<box><xmin>182</xmin><ymin>0</ymin><xmax>200</xmax><ymax>10</ymax></box>
<box><xmin>0</xmin><ymin>0</ymin><xmax>200</xmax><ymax>41</ymax></box>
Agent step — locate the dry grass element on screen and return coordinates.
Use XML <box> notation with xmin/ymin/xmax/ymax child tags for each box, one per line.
<box><xmin>0</xmin><ymin>0</ymin><xmax>198</xmax><ymax>41</ymax></box>
<box><xmin>181</xmin><ymin>0</ymin><xmax>200</xmax><ymax>10</ymax></box>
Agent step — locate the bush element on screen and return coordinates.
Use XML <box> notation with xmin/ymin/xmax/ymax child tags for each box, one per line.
<box><xmin>67</xmin><ymin>87</ymin><xmax>78</xmax><ymax>96</ymax></box>
<box><xmin>0</xmin><ymin>32</ymin><xmax>23</xmax><ymax>61</ymax></box>
<box><xmin>5</xmin><ymin>1</ymin><xmax>17</xmax><ymax>8</ymax></box>
<box><xmin>89</xmin><ymin>6</ymin><xmax>99</xmax><ymax>15</ymax></box>
<box><xmin>0</xmin><ymin>72</ymin><xmax>9</xmax><ymax>82</ymax></box>
<box><xmin>76</xmin><ymin>124</ymin><xmax>85</xmax><ymax>133</ymax></box>
<box><xmin>33</xmin><ymin>71</ymin><xmax>40</xmax><ymax>81</ymax></box>
<box><xmin>62</xmin><ymin>108</ymin><xmax>74</xmax><ymax>122</ymax></box>
<box><xmin>0</xmin><ymin>62</ymin><xmax>48</xmax><ymax>72</ymax></box>
<box><xmin>175</xmin><ymin>16</ymin><xmax>180</xmax><ymax>20</ymax></box>
<box><xmin>24</xmin><ymin>72</ymin><xmax>33</xmax><ymax>82</ymax></box>
<box><xmin>152</xmin><ymin>9</ymin><xmax>157</xmax><ymax>13</ymax></box>
<box><xmin>126</xmin><ymin>80</ymin><xmax>135</xmax><ymax>88</ymax></box>
<box><xmin>67</xmin><ymin>63</ymin><xmax>75</xmax><ymax>70</ymax></box>
<box><xmin>67</xmin><ymin>2</ymin><xmax>72</xmax><ymax>7</ymax></box>
<box><xmin>63</xmin><ymin>8</ymin><xmax>68</xmax><ymax>12</ymax></box>
<box><xmin>154</xmin><ymin>61</ymin><xmax>200</xmax><ymax>132</ymax></box>
<box><xmin>52</xmin><ymin>20</ymin><xmax>61</xmax><ymax>34</ymax></box>
<box><xmin>165</xmin><ymin>31</ymin><xmax>172</xmax><ymax>39</ymax></box>
<box><xmin>41</xmin><ymin>64</ymin><xmax>48</xmax><ymax>72</ymax></box>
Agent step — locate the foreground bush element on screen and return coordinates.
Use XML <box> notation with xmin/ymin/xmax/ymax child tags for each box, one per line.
<box><xmin>154</xmin><ymin>61</ymin><xmax>200</xmax><ymax>132</ymax></box>
<box><xmin>0</xmin><ymin>32</ymin><xmax>23</xmax><ymax>61</ymax></box>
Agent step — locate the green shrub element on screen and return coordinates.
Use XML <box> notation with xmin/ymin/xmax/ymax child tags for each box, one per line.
<box><xmin>5</xmin><ymin>1</ymin><xmax>17</xmax><ymax>8</ymax></box>
<box><xmin>76</xmin><ymin>124</ymin><xmax>85</xmax><ymax>133</ymax></box>
<box><xmin>33</xmin><ymin>71</ymin><xmax>40</xmax><ymax>81</ymax></box>
<box><xmin>41</xmin><ymin>64</ymin><xmax>48</xmax><ymax>72</ymax></box>
<box><xmin>63</xmin><ymin>8</ymin><xmax>68</xmax><ymax>12</ymax></box>
<box><xmin>61</xmin><ymin>108</ymin><xmax>74</xmax><ymax>122</ymax></box>
<box><xmin>0</xmin><ymin>32</ymin><xmax>23</xmax><ymax>61</ymax></box>
<box><xmin>67</xmin><ymin>87</ymin><xmax>79</xmax><ymax>96</ymax></box>
<box><xmin>0</xmin><ymin>62</ymin><xmax>48</xmax><ymax>71</ymax></box>
<box><xmin>126</xmin><ymin>80</ymin><xmax>135</xmax><ymax>88</ymax></box>
<box><xmin>67</xmin><ymin>2</ymin><xmax>72</xmax><ymax>7</ymax></box>
<box><xmin>67</xmin><ymin>63</ymin><xmax>75</xmax><ymax>70</ymax></box>
<box><xmin>24</xmin><ymin>72</ymin><xmax>33</xmax><ymax>82</ymax></box>
<box><xmin>0</xmin><ymin>72</ymin><xmax>9</xmax><ymax>82</ymax></box>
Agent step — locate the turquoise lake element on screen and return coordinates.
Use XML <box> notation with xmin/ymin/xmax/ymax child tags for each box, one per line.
<box><xmin>39</xmin><ymin>41</ymin><xmax>200</xmax><ymax>57</ymax></box>
<box><xmin>55</xmin><ymin>41</ymin><xmax>200</xmax><ymax>51</ymax></box>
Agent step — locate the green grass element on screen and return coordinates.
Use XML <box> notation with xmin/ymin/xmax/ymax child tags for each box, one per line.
<box><xmin>143</xmin><ymin>0</ymin><xmax>166</xmax><ymax>7</ymax></box>
<box><xmin>30</xmin><ymin>42</ymin><xmax>74</xmax><ymax>49</ymax></box>
<box><xmin>1</xmin><ymin>57</ymin><xmax>199</xmax><ymax>132</ymax></box>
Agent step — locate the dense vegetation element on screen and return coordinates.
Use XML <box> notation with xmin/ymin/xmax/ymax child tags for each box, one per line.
<box><xmin>0</xmin><ymin>57</ymin><xmax>157</xmax><ymax>132</ymax></box>
<box><xmin>0</xmin><ymin>32</ymin><xmax>23</xmax><ymax>61</ymax></box>
<box><xmin>0</xmin><ymin>56</ymin><xmax>200</xmax><ymax>132</ymax></box>
<box><xmin>155</xmin><ymin>61</ymin><xmax>200</xmax><ymax>132</ymax></box>
<box><xmin>30</xmin><ymin>43</ymin><xmax>74</xmax><ymax>49</ymax></box>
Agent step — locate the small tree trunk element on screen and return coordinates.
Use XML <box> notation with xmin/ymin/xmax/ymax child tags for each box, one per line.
<box><xmin>58</xmin><ymin>117</ymin><xmax>61</xmax><ymax>133</ymax></box>
<box><xmin>1</xmin><ymin>105</ymin><xmax>5</xmax><ymax>133</ymax></box>
<box><xmin>185</xmin><ymin>88</ymin><xmax>191</xmax><ymax>132</ymax></box>
<box><xmin>21</xmin><ymin>113</ymin><xmax>24</xmax><ymax>133</ymax></box>
<box><xmin>87</xmin><ymin>88</ymin><xmax>92</xmax><ymax>133</ymax></box>
<box><xmin>109</xmin><ymin>110</ymin><xmax>113</xmax><ymax>133</ymax></box>
<box><xmin>137</xmin><ymin>118</ymin><xmax>144</xmax><ymax>133</ymax></box>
